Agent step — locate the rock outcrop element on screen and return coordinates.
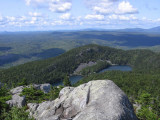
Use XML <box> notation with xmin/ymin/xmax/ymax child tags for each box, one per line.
<box><xmin>28</xmin><ymin>80</ymin><xmax>138</xmax><ymax>120</ymax></box>
<box><xmin>10</xmin><ymin>86</ymin><xmax>24</xmax><ymax>95</ymax></box>
<box><xmin>6</xmin><ymin>83</ymin><xmax>51</xmax><ymax>107</ymax></box>
<box><xmin>32</xmin><ymin>83</ymin><xmax>51</xmax><ymax>93</ymax></box>
<box><xmin>73</xmin><ymin>61</ymin><xmax>97</xmax><ymax>74</ymax></box>
<box><xmin>6</xmin><ymin>94</ymin><xmax>26</xmax><ymax>107</ymax></box>
<box><xmin>6</xmin><ymin>86</ymin><xmax>26</xmax><ymax>107</ymax></box>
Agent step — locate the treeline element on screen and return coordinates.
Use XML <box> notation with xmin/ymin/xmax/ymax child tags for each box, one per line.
<box><xmin>0</xmin><ymin>44</ymin><xmax>160</xmax><ymax>86</ymax></box>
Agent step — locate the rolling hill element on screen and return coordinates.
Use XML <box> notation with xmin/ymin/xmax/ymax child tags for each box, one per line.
<box><xmin>0</xmin><ymin>44</ymin><xmax>160</xmax><ymax>86</ymax></box>
<box><xmin>0</xmin><ymin>28</ymin><xmax>160</xmax><ymax>68</ymax></box>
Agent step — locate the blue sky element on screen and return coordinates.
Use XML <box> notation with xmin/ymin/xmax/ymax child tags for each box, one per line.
<box><xmin>0</xmin><ymin>0</ymin><xmax>160</xmax><ymax>31</ymax></box>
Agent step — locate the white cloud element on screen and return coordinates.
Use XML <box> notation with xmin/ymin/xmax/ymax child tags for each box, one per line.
<box><xmin>116</xmin><ymin>1</ymin><xmax>138</xmax><ymax>14</ymax></box>
<box><xmin>28</xmin><ymin>12</ymin><xmax>42</xmax><ymax>17</ymax></box>
<box><xmin>91</xmin><ymin>0</ymin><xmax>117</xmax><ymax>14</ymax></box>
<box><xmin>156</xmin><ymin>18</ymin><xmax>160</xmax><ymax>22</ymax></box>
<box><xmin>31</xmin><ymin>17</ymin><xmax>37</xmax><ymax>21</ymax></box>
<box><xmin>25</xmin><ymin>0</ymin><xmax>31</xmax><ymax>6</ymax></box>
<box><xmin>0</xmin><ymin>15</ymin><xmax>3</xmax><ymax>21</ymax></box>
<box><xmin>84</xmin><ymin>0</ymin><xmax>138</xmax><ymax>15</ymax></box>
<box><xmin>108</xmin><ymin>14</ymin><xmax>137</xmax><ymax>21</ymax></box>
<box><xmin>25</xmin><ymin>0</ymin><xmax>72</xmax><ymax>13</ymax></box>
<box><xmin>49</xmin><ymin>2</ymin><xmax>72</xmax><ymax>12</ymax></box>
<box><xmin>59</xmin><ymin>13</ymin><xmax>71</xmax><ymax>20</ymax></box>
<box><xmin>118</xmin><ymin>15</ymin><xmax>130</xmax><ymax>20</ymax></box>
<box><xmin>85</xmin><ymin>14</ymin><xmax>104</xmax><ymax>20</ymax></box>
<box><xmin>85</xmin><ymin>0</ymin><xmax>116</xmax><ymax>14</ymax></box>
<box><xmin>108</xmin><ymin>14</ymin><xmax>118</xmax><ymax>19</ymax></box>
<box><xmin>25</xmin><ymin>0</ymin><xmax>48</xmax><ymax>6</ymax></box>
<box><xmin>19</xmin><ymin>16</ymin><xmax>27</xmax><ymax>21</ymax></box>
<box><xmin>6</xmin><ymin>16</ymin><xmax>16</xmax><ymax>21</ymax></box>
<box><xmin>93</xmin><ymin>6</ymin><xmax>113</xmax><ymax>14</ymax></box>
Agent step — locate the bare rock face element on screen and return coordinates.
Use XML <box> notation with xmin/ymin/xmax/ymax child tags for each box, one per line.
<box><xmin>6</xmin><ymin>86</ymin><xmax>26</xmax><ymax>107</ymax></box>
<box><xmin>28</xmin><ymin>80</ymin><xmax>138</xmax><ymax>120</ymax></box>
<box><xmin>39</xmin><ymin>83</ymin><xmax>51</xmax><ymax>93</ymax></box>
<box><xmin>6</xmin><ymin>94</ymin><xmax>26</xmax><ymax>107</ymax></box>
<box><xmin>32</xmin><ymin>83</ymin><xmax>51</xmax><ymax>93</ymax></box>
<box><xmin>6</xmin><ymin>83</ymin><xmax>51</xmax><ymax>107</ymax></box>
<box><xmin>73</xmin><ymin>61</ymin><xmax>97</xmax><ymax>74</ymax></box>
<box><xmin>10</xmin><ymin>86</ymin><xmax>24</xmax><ymax>95</ymax></box>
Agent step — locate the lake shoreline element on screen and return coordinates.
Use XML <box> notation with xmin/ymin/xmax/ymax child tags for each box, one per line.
<box><xmin>53</xmin><ymin>65</ymin><xmax>132</xmax><ymax>86</ymax></box>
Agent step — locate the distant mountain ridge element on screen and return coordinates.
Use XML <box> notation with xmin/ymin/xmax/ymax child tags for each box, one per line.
<box><xmin>148</xmin><ymin>26</ymin><xmax>160</xmax><ymax>32</ymax></box>
<box><xmin>1</xmin><ymin>26</ymin><xmax>160</xmax><ymax>33</ymax></box>
<box><xmin>84</xmin><ymin>26</ymin><xmax>160</xmax><ymax>33</ymax></box>
<box><xmin>121</xmin><ymin>26</ymin><xmax>160</xmax><ymax>33</ymax></box>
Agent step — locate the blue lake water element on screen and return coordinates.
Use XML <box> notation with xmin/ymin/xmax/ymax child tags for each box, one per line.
<box><xmin>99</xmin><ymin>65</ymin><xmax>132</xmax><ymax>73</ymax></box>
<box><xmin>53</xmin><ymin>75</ymin><xmax>83</xmax><ymax>86</ymax></box>
<box><xmin>69</xmin><ymin>75</ymin><xmax>83</xmax><ymax>85</ymax></box>
<box><xmin>53</xmin><ymin>65</ymin><xmax>132</xmax><ymax>86</ymax></box>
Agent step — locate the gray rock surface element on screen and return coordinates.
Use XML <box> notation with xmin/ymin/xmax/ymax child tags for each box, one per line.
<box><xmin>6</xmin><ymin>94</ymin><xmax>26</xmax><ymax>107</ymax></box>
<box><xmin>10</xmin><ymin>86</ymin><xmax>24</xmax><ymax>95</ymax></box>
<box><xmin>40</xmin><ymin>84</ymin><xmax>51</xmax><ymax>93</ymax></box>
<box><xmin>73</xmin><ymin>61</ymin><xmax>97</xmax><ymax>74</ymax></box>
<box><xmin>6</xmin><ymin>83</ymin><xmax>51</xmax><ymax>107</ymax></box>
<box><xmin>28</xmin><ymin>80</ymin><xmax>138</xmax><ymax>120</ymax></box>
<box><xmin>6</xmin><ymin>86</ymin><xmax>26</xmax><ymax>107</ymax></box>
<box><xmin>31</xmin><ymin>83</ymin><xmax>51</xmax><ymax>93</ymax></box>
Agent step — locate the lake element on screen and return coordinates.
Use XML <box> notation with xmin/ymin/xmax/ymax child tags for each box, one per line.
<box><xmin>99</xmin><ymin>65</ymin><xmax>132</xmax><ymax>73</ymax></box>
<box><xmin>53</xmin><ymin>65</ymin><xmax>132</xmax><ymax>86</ymax></box>
<box><xmin>53</xmin><ymin>75</ymin><xmax>83</xmax><ymax>86</ymax></box>
<box><xmin>69</xmin><ymin>75</ymin><xmax>83</xmax><ymax>85</ymax></box>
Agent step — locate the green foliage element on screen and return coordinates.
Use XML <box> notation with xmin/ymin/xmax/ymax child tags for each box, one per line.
<box><xmin>136</xmin><ymin>92</ymin><xmax>159</xmax><ymax>120</ymax></box>
<box><xmin>20</xmin><ymin>85</ymin><xmax>64</xmax><ymax>103</ymax></box>
<box><xmin>3</xmin><ymin>106</ymin><xmax>34</xmax><ymax>120</ymax></box>
<box><xmin>0</xmin><ymin>84</ymin><xmax>9</xmax><ymax>96</ymax></box>
<box><xmin>0</xmin><ymin>85</ymin><xmax>11</xmax><ymax>120</ymax></box>
<box><xmin>1</xmin><ymin>44</ymin><xmax>160</xmax><ymax>87</ymax></box>
<box><xmin>49</xmin><ymin>86</ymin><xmax>64</xmax><ymax>100</ymax></box>
<box><xmin>20</xmin><ymin>86</ymin><xmax>48</xmax><ymax>103</ymax></box>
<box><xmin>18</xmin><ymin>78</ymin><xmax>28</xmax><ymax>86</ymax></box>
<box><xmin>63</xmin><ymin>76</ymin><xmax>71</xmax><ymax>86</ymax></box>
<box><xmin>137</xmin><ymin>107</ymin><xmax>158</xmax><ymax>120</ymax></box>
<box><xmin>137</xmin><ymin>92</ymin><xmax>152</xmax><ymax>106</ymax></box>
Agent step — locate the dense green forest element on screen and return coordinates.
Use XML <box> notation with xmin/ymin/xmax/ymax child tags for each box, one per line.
<box><xmin>0</xmin><ymin>44</ymin><xmax>160</xmax><ymax>87</ymax></box>
<box><xmin>0</xmin><ymin>44</ymin><xmax>160</xmax><ymax>119</ymax></box>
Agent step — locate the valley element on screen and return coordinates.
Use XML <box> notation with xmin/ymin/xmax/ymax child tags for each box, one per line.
<box><xmin>1</xmin><ymin>30</ymin><xmax>160</xmax><ymax>68</ymax></box>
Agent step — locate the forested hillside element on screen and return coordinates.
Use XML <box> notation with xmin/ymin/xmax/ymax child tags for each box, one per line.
<box><xmin>1</xmin><ymin>31</ymin><xmax>160</xmax><ymax>68</ymax></box>
<box><xmin>0</xmin><ymin>44</ymin><xmax>160</xmax><ymax>119</ymax></box>
<box><xmin>0</xmin><ymin>44</ymin><xmax>160</xmax><ymax>87</ymax></box>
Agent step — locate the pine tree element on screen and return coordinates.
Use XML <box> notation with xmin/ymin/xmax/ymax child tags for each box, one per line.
<box><xmin>63</xmin><ymin>76</ymin><xmax>71</xmax><ymax>86</ymax></box>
